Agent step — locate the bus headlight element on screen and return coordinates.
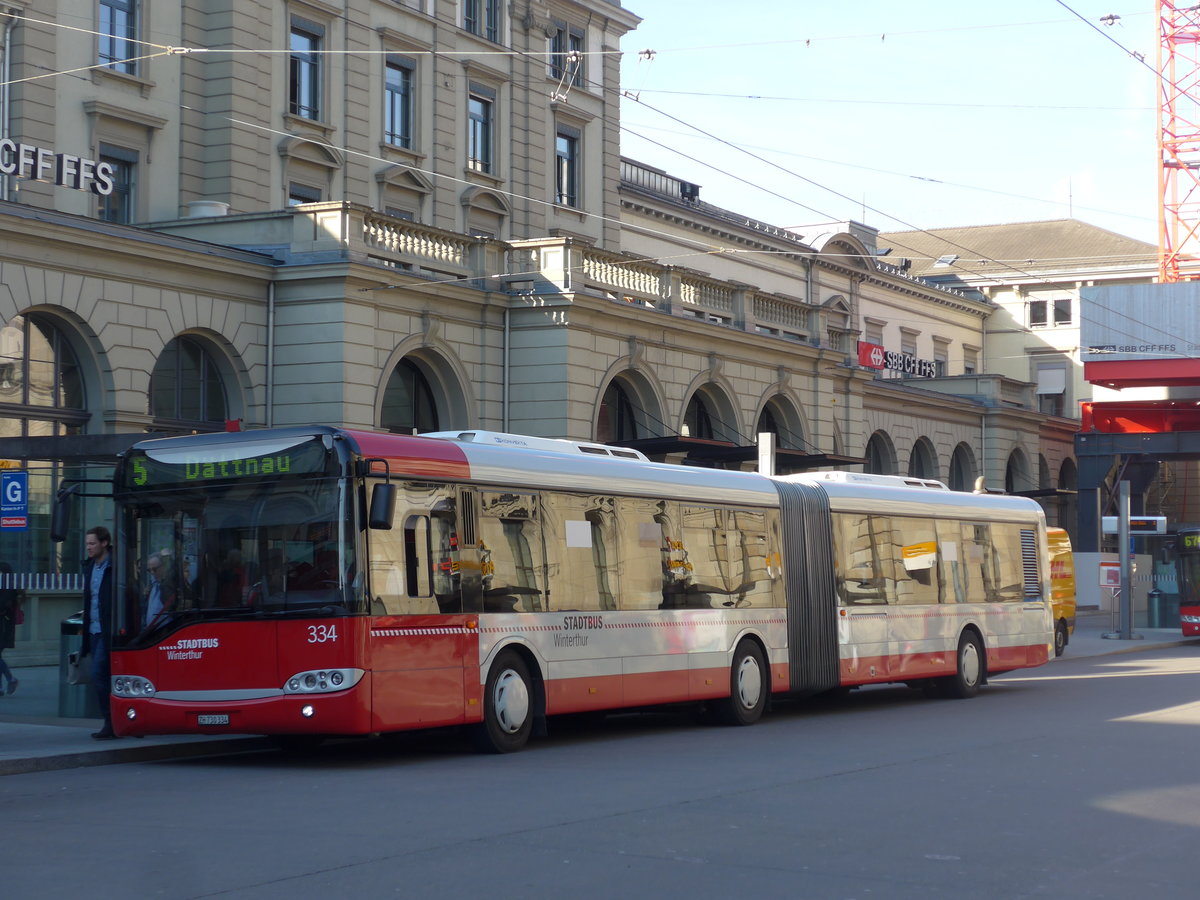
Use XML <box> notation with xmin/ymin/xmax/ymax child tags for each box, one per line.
<box><xmin>112</xmin><ymin>675</ymin><xmax>156</xmax><ymax>698</ymax></box>
<box><xmin>283</xmin><ymin>668</ymin><xmax>363</xmax><ymax>694</ymax></box>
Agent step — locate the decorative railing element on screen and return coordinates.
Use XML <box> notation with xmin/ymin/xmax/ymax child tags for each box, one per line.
<box><xmin>579</xmin><ymin>248</ymin><xmax>663</xmax><ymax>302</ymax></box>
<box><xmin>362</xmin><ymin>212</ymin><xmax>473</xmax><ymax>273</ymax></box>
<box><xmin>754</xmin><ymin>294</ymin><xmax>810</xmax><ymax>331</ymax></box>
<box><xmin>679</xmin><ymin>276</ymin><xmax>732</xmax><ymax>313</ymax></box>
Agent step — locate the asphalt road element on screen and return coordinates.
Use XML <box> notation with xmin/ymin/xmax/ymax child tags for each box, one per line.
<box><xmin>5</xmin><ymin>643</ymin><xmax>1200</xmax><ymax>899</ymax></box>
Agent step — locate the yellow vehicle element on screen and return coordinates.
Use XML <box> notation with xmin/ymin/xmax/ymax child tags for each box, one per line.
<box><xmin>1047</xmin><ymin>527</ymin><xmax>1077</xmax><ymax>656</ymax></box>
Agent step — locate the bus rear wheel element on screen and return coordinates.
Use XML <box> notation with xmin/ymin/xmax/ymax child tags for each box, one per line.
<box><xmin>1054</xmin><ymin>621</ymin><xmax>1068</xmax><ymax>657</ymax></box>
<box><xmin>716</xmin><ymin>640</ymin><xmax>767</xmax><ymax>726</ymax></box>
<box><xmin>943</xmin><ymin>632</ymin><xmax>984</xmax><ymax>699</ymax></box>
<box><xmin>473</xmin><ymin>650</ymin><xmax>534</xmax><ymax>753</ymax></box>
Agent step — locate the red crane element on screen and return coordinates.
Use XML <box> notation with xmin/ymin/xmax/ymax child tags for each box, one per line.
<box><xmin>1158</xmin><ymin>1</ymin><xmax>1200</xmax><ymax>281</ymax></box>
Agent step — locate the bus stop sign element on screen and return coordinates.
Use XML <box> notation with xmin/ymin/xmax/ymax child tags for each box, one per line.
<box><xmin>1</xmin><ymin>470</ymin><xmax>28</xmax><ymax>530</ymax></box>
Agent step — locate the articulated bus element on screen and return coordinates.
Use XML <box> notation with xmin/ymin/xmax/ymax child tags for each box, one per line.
<box><xmin>75</xmin><ymin>426</ymin><xmax>1054</xmax><ymax>752</ymax></box>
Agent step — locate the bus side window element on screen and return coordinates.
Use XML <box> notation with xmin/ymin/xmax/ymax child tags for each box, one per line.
<box><xmin>615</xmin><ymin>497</ymin><xmax>665</xmax><ymax>611</ymax></box>
<box><xmin>989</xmin><ymin>523</ymin><xmax>1026</xmax><ymax>602</ymax></box>
<box><xmin>404</xmin><ymin>516</ymin><xmax>432</xmax><ymax>598</ymax></box>
<box><xmin>892</xmin><ymin>516</ymin><xmax>941</xmax><ymax>605</ymax></box>
<box><xmin>937</xmin><ymin>519</ymin><xmax>967</xmax><ymax>604</ymax></box>
<box><xmin>833</xmin><ymin>512</ymin><xmax>889</xmax><ymax>605</ymax></box>
<box><xmin>477</xmin><ymin>491</ymin><xmax>544</xmax><ymax>612</ymax></box>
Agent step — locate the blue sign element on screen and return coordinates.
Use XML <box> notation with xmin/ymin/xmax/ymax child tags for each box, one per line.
<box><xmin>1</xmin><ymin>471</ymin><xmax>29</xmax><ymax>530</ymax></box>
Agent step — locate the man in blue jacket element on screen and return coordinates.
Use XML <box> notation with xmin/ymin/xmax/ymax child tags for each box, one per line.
<box><xmin>80</xmin><ymin>525</ymin><xmax>115</xmax><ymax>740</ymax></box>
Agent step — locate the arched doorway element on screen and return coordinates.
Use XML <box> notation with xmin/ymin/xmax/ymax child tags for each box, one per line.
<box><xmin>864</xmin><ymin>431</ymin><xmax>897</xmax><ymax>476</ymax></box>
<box><xmin>1005</xmin><ymin>447</ymin><xmax>1031</xmax><ymax>493</ymax></box>
<box><xmin>380</xmin><ymin>357</ymin><xmax>439</xmax><ymax>434</ymax></box>
<box><xmin>949</xmin><ymin>443</ymin><xmax>976</xmax><ymax>492</ymax></box>
<box><xmin>908</xmin><ymin>438</ymin><xmax>938</xmax><ymax>480</ymax></box>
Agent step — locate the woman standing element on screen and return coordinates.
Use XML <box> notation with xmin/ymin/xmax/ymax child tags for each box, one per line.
<box><xmin>0</xmin><ymin>561</ymin><xmax>21</xmax><ymax>695</ymax></box>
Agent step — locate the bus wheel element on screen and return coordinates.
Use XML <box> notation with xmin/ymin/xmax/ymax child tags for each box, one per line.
<box><xmin>473</xmin><ymin>651</ymin><xmax>534</xmax><ymax>753</ymax></box>
<box><xmin>717</xmin><ymin>640</ymin><xmax>767</xmax><ymax>726</ymax></box>
<box><xmin>1054</xmin><ymin>621</ymin><xmax>1068</xmax><ymax>657</ymax></box>
<box><xmin>944</xmin><ymin>632</ymin><xmax>984</xmax><ymax>699</ymax></box>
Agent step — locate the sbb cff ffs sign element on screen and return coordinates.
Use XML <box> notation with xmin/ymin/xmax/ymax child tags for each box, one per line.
<box><xmin>857</xmin><ymin>341</ymin><xmax>936</xmax><ymax>377</ymax></box>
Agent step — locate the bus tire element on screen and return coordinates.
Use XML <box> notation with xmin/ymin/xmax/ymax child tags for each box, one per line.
<box><xmin>473</xmin><ymin>650</ymin><xmax>534</xmax><ymax>753</ymax></box>
<box><xmin>1054</xmin><ymin>621</ymin><xmax>1068</xmax><ymax>657</ymax></box>
<box><xmin>716</xmin><ymin>640</ymin><xmax>767</xmax><ymax>726</ymax></box>
<box><xmin>944</xmin><ymin>632</ymin><xmax>985</xmax><ymax>699</ymax></box>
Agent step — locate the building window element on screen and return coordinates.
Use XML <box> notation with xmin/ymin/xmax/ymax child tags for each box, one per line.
<box><xmin>150</xmin><ymin>337</ymin><xmax>228</xmax><ymax>430</ymax></box>
<box><xmin>464</xmin><ymin>0</ymin><xmax>499</xmax><ymax>42</ymax></box>
<box><xmin>289</xmin><ymin>19</ymin><xmax>323</xmax><ymax>120</ymax></box>
<box><xmin>1036</xmin><ymin>365</ymin><xmax>1068</xmax><ymax>417</ymax></box>
<box><xmin>597</xmin><ymin>381</ymin><xmax>639</xmax><ymax>443</ymax></box>
<box><xmin>288</xmin><ymin>182</ymin><xmax>322</xmax><ymax>206</ymax></box>
<box><xmin>468</xmin><ymin>88</ymin><xmax>494</xmax><ymax>174</ymax></box>
<box><xmin>963</xmin><ymin>347</ymin><xmax>978</xmax><ymax>375</ymax></box>
<box><xmin>0</xmin><ymin>315</ymin><xmax>86</xmax><ymax>433</ymax></box>
<box><xmin>99</xmin><ymin>0</ymin><xmax>139</xmax><ymax>75</ymax></box>
<box><xmin>381</xmin><ymin>358</ymin><xmax>439</xmax><ymax>434</ymax></box>
<box><xmin>97</xmin><ymin>144</ymin><xmax>137</xmax><ymax>224</ymax></box>
<box><xmin>550</xmin><ymin>24</ymin><xmax>584</xmax><ymax>86</ymax></box>
<box><xmin>555</xmin><ymin>128</ymin><xmax>579</xmax><ymax>207</ymax></box>
<box><xmin>1029</xmin><ymin>297</ymin><xmax>1072</xmax><ymax>328</ymax></box>
<box><xmin>933</xmin><ymin>340</ymin><xmax>949</xmax><ymax>377</ymax></box>
<box><xmin>384</xmin><ymin>59</ymin><xmax>414</xmax><ymax>149</ymax></box>
<box><xmin>683</xmin><ymin>395</ymin><xmax>715</xmax><ymax>440</ymax></box>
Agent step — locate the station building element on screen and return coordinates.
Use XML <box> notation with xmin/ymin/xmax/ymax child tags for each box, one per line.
<box><xmin>1</xmin><ymin>1</ymin><xmax>1076</xmax><ymax>677</ymax></box>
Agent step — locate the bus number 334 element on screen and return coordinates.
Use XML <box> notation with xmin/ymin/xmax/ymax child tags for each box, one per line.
<box><xmin>308</xmin><ymin>625</ymin><xmax>338</xmax><ymax>643</ymax></box>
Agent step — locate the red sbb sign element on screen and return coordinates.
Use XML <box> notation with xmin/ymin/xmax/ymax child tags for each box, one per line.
<box><xmin>858</xmin><ymin>341</ymin><xmax>936</xmax><ymax>377</ymax></box>
<box><xmin>1</xmin><ymin>516</ymin><xmax>27</xmax><ymax>528</ymax></box>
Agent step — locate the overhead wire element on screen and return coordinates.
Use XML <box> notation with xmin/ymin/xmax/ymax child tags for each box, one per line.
<box><xmin>3</xmin><ymin>6</ymin><xmax>1183</xmax><ymax>352</ymax></box>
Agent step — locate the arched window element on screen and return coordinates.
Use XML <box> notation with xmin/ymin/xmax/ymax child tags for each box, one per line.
<box><xmin>381</xmin><ymin>358</ymin><xmax>439</xmax><ymax>434</ymax></box>
<box><xmin>908</xmin><ymin>438</ymin><xmax>937</xmax><ymax>480</ymax></box>
<box><xmin>683</xmin><ymin>395</ymin><xmax>714</xmax><ymax>440</ymax></box>
<box><xmin>865</xmin><ymin>432</ymin><xmax>896</xmax><ymax>475</ymax></box>
<box><xmin>949</xmin><ymin>443</ymin><xmax>976</xmax><ymax>492</ymax></box>
<box><xmin>1005</xmin><ymin>448</ymin><xmax>1030</xmax><ymax>493</ymax></box>
<box><xmin>150</xmin><ymin>337</ymin><xmax>228</xmax><ymax>430</ymax></box>
<box><xmin>0</xmin><ymin>314</ymin><xmax>88</xmax><ymax>437</ymax></box>
<box><xmin>756</xmin><ymin>406</ymin><xmax>781</xmax><ymax>441</ymax></box>
<box><xmin>597</xmin><ymin>380</ymin><xmax>639</xmax><ymax>443</ymax></box>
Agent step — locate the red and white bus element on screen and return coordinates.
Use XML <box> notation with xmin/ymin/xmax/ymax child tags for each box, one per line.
<box><xmin>84</xmin><ymin>426</ymin><xmax>1053</xmax><ymax>752</ymax></box>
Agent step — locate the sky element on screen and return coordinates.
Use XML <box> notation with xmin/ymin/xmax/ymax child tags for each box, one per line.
<box><xmin>617</xmin><ymin>1</ymin><xmax>1162</xmax><ymax>246</ymax></box>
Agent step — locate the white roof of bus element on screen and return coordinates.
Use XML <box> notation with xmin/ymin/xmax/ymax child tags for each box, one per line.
<box><xmin>421</xmin><ymin>430</ymin><xmax>648</xmax><ymax>461</ymax></box>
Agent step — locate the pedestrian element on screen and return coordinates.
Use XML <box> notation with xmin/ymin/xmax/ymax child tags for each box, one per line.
<box><xmin>0</xmin><ymin>561</ymin><xmax>22</xmax><ymax>695</ymax></box>
<box><xmin>80</xmin><ymin>525</ymin><xmax>116</xmax><ymax>739</ymax></box>
<box><xmin>143</xmin><ymin>552</ymin><xmax>175</xmax><ymax>630</ymax></box>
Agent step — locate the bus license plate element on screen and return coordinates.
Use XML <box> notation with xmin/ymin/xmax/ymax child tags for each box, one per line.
<box><xmin>197</xmin><ymin>714</ymin><xmax>229</xmax><ymax>726</ymax></box>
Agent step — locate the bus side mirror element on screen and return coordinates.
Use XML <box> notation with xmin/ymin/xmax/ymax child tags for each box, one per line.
<box><xmin>369</xmin><ymin>482</ymin><xmax>395</xmax><ymax>530</ymax></box>
<box><xmin>50</xmin><ymin>484</ymin><xmax>79</xmax><ymax>543</ymax></box>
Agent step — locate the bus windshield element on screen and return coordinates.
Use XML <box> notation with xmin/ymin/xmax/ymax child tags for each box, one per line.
<box><xmin>112</xmin><ymin>435</ymin><xmax>362</xmax><ymax>648</ymax></box>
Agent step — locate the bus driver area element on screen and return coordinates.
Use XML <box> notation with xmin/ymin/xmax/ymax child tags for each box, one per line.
<box><xmin>55</xmin><ymin>426</ymin><xmax>1056</xmax><ymax>753</ymax></box>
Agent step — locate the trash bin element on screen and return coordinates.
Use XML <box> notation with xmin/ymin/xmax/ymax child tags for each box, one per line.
<box><xmin>59</xmin><ymin>612</ymin><xmax>101</xmax><ymax>719</ymax></box>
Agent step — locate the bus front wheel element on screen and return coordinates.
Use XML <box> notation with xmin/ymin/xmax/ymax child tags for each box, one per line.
<box><xmin>716</xmin><ymin>640</ymin><xmax>767</xmax><ymax>726</ymax></box>
<box><xmin>473</xmin><ymin>650</ymin><xmax>534</xmax><ymax>753</ymax></box>
<box><xmin>1054</xmin><ymin>621</ymin><xmax>1068</xmax><ymax>657</ymax></box>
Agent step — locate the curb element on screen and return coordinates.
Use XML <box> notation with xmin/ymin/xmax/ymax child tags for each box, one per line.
<box><xmin>0</xmin><ymin>736</ymin><xmax>272</xmax><ymax>777</ymax></box>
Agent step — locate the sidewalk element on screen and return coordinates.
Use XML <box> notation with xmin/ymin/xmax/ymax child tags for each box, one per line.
<box><xmin>0</xmin><ymin>610</ymin><xmax>1195</xmax><ymax>776</ymax></box>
